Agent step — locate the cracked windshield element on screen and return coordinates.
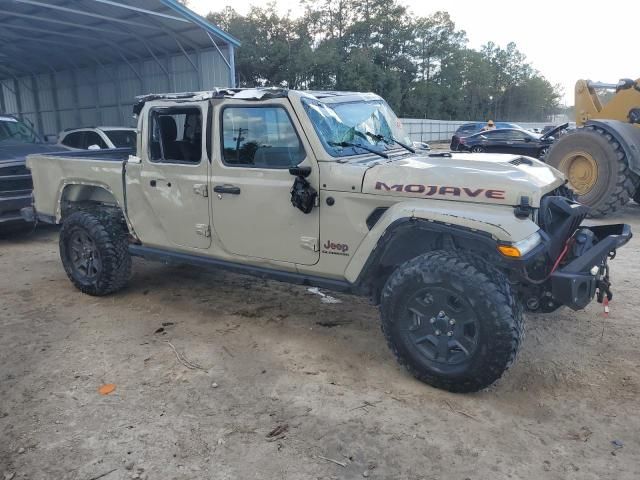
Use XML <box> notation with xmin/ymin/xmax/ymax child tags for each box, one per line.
<box><xmin>303</xmin><ymin>98</ymin><xmax>413</xmax><ymax>158</ymax></box>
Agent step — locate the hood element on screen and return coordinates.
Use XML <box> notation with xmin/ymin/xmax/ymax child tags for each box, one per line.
<box><xmin>361</xmin><ymin>152</ymin><xmax>565</xmax><ymax>207</ymax></box>
<box><xmin>540</xmin><ymin>122</ymin><xmax>569</xmax><ymax>141</ymax></box>
<box><xmin>0</xmin><ymin>142</ymin><xmax>70</xmax><ymax>164</ymax></box>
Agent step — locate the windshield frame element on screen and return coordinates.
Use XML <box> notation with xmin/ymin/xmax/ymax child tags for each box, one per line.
<box><xmin>0</xmin><ymin>115</ymin><xmax>42</xmax><ymax>145</ymax></box>
<box><xmin>301</xmin><ymin>96</ymin><xmax>412</xmax><ymax>159</ymax></box>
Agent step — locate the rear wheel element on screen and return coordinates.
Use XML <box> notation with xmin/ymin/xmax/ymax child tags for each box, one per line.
<box><xmin>59</xmin><ymin>209</ymin><xmax>131</xmax><ymax>296</ymax></box>
<box><xmin>380</xmin><ymin>250</ymin><xmax>523</xmax><ymax>393</ymax></box>
<box><xmin>471</xmin><ymin>145</ymin><xmax>485</xmax><ymax>153</ymax></box>
<box><xmin>545</xmin><ymin>126</ymin><xmax>636</xmax><ymax>217</ymax></box>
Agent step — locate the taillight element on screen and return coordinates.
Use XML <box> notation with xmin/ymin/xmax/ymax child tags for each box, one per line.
<box><xmin>459</xmin><ymin>137</ymin><xmax>465</xmax><ymax>144</ymax></box>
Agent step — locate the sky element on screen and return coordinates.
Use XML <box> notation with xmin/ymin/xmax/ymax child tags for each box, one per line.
<box><xmin>189</xmin><ymin>0</ymin><xmax>638</xmax><ymax>106</ymax></box>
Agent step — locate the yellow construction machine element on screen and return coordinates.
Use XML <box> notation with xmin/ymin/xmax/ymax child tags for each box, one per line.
<box><xmin>546</xmin><ymin>78</ymin><xmax>640</xmax><ymax>216</ymax></box>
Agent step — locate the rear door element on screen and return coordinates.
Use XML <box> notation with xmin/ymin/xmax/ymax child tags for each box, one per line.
<box><xmin>209</xmin><ymin>99</ymin><xmax>320</xmax><ymax>265</ymax></box>
<box><xmin>128</xmin><ymin>103</ymin><xmax>211</xmax><ymax>250</ymax></box>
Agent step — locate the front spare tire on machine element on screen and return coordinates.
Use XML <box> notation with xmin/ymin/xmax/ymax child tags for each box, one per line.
<box><xmin>380</xmin><ymin>250</ymin><xmax>523</xmax><ymax>393</ymax></box>
<box><xmin>545</xmin><ymin>126</ymin><xmax>637</xmax><ymax>217</ymax></box>
<box><xmin>59</xmin><ymin>209</ymin><xmax>132</xmax><ymax>296</ymax></box>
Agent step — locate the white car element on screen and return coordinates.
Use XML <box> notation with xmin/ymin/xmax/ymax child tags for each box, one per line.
<box><xmin>58</xmin><ymin>127</ymin><xmax>136</xmax><ymax>150</ymax></box>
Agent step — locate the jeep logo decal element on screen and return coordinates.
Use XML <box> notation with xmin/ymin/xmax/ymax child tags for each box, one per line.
<box><xmin>322</xmin><ymin>240</ymin><xmax>350</xmax><ymax>256</ymax></box>
<box><xmin>375</xmin><ymin>181</ymin><xmax>505</xmax><ymax>200</ymax></box>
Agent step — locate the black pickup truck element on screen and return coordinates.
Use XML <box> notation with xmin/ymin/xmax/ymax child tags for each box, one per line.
<box><xmin>0</xmin><ymin>114</ymin><xmax>69</xmax><ymax>226</ymax></box>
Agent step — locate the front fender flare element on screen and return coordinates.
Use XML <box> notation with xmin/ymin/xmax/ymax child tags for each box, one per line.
<box><xmin>344</xmin><ymin>200</ymin><xmax>539</xmax><ymax>285</ymax></box>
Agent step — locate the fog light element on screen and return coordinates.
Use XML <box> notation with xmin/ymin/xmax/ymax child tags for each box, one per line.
<box><xmin>590</xmin><ymin>265</ymin><xmax>599</xmax><ymax>276</ymax></box>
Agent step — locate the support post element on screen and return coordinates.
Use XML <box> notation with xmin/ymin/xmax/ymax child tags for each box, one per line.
<box><xmin>13</xmin><ymin>78</ymin><xmax>23</xmax><ymax>120</ymax></box>
<box><xmin>30</xmin><ymin>75</ymin><xmax>44</xmax><ymax>135</ymax></box>
<box><xmin>49</xmin><ymin>71</ymin><xmax>62</xmax><ymax>133</ymax></box>
<box><xmin>228</xmin><ymin>45</ymin><xmax>236</xmax><ymax>88</ymax></box>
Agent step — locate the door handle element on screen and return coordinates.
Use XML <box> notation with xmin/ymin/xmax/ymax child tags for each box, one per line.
<box><xmin>213</xmin><ymin>184</ymin><xmax>241</xmax><ymax>195</ymax></box>
<box><xmin>150</xmin><ymin>179</ymin><xmax>171</xmax><ymax>187</ymax></box>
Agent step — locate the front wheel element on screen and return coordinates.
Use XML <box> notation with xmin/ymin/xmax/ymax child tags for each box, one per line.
<box><xmin>59</xmin><ymin>209</ymin><xmax>132</xmax><ymax>296</ymax></box>
<box><xmin>538</xmin><ymin>146</ymin><xmax>549</xmax><ymax>159</ymax></box>
<box><xmin>380</xmin><ymin>250</ymin><xmax>523</xmax><ymax>393</ymax></box>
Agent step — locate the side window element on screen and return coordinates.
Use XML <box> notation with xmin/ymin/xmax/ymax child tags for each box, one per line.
<box><xmin>506</xmin><ymin>130</ymin><xmax>528</xmax><ymax>141</ymax></box>
<box><xmin>62</xmin><ymin>132</ymin><xmax>84</xmax><ymax>148</ymax></box>
<box><xmin>221</xmin><ymin>106</ymin><xmax>305</xmax><ymax>168</ymax></box>
<box><xmin>149</xmin><ymin>107</ymin><xmax>202</xmax><ymax>164</ymax></box>
<box><xmin>84</xmin><ymin>131</ymin><xmax>108</xmax><ymax>149</ymax></box>
<box><xmin>487</xmin><ymin>130</ymin><xmax>507</xmax><ymax>140</ymax></box>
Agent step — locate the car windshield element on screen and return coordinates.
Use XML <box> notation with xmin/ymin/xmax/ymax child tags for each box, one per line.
<box><xmin>302</xmin><ymin>98</ymin><xmax>412</xmax><ymax>158</ymax></box>
<box><xmin>104</xmin><ymin>130</ymin><xmax>136</xmax><ymax>148</ymax></box>
<box><xmin>0</xmin><ymin>116</ymin><xmax>39</xmax><ymax>144</ymax></box>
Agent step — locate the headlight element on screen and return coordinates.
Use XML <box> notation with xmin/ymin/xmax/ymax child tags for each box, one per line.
<box><xmin>497</xmin><ymin>231</ymin><xmax>542</xmax><ymax>258</ymax></box>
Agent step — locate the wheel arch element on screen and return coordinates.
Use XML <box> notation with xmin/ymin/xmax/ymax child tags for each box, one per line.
<box><xmin>350</xmin><ymin>217</ymin><xmax>508</xmax><ymax>303</ymax></box>
<box><xmin>57</xmin><ymin>183</ymin><xmax>137</xmax><ymax>239</ymax></box>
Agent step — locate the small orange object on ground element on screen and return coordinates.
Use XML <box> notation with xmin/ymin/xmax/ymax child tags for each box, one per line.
<box><xmin>98</xmin><ymin>384</ymin><xmax>116</xmax><ymax>395</ymax></box>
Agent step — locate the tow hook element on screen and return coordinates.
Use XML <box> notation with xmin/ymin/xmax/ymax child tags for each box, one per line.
<box><xmin>596</xmin><ymin>265</ymin><xmax>612</xmax><ymax>315</ymax></box>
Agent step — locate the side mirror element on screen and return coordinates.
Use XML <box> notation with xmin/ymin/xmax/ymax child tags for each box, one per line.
<box><xmin>524</xmin><ymin>137</ymin><xmax>532</xmax><ymax>143</ymax></box>
<box><xmin>289</xmin><ymin>166</ymin><xmax>312</xmax><ymax>177</ymax></box>
<box><xmin>87</xmin><ymin>144</ymin><xmax>101</xmax><ymax>150</ymax></box>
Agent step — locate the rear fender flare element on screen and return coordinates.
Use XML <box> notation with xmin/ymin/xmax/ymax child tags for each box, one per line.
<box><xmin>57</xmin><ymin>182</ymin><xmax>137</xmax><ymax>239</ymax></box>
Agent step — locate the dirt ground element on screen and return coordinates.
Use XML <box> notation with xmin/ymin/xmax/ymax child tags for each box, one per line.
<box><xmin>1</xmin><ymin>206</ymin><xmax>640</xmax><ymax>480</ymax></box>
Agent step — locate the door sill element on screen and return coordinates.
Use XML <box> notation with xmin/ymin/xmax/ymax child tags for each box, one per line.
<box><xmin>129</xmin><ymin>245</ymin><xmax>353</xmax><ymax>293</ymax></box>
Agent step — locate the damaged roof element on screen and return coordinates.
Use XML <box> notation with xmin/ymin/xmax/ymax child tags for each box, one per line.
<box><xmin>0</xmin><ymin>0</ymin><xmax>240</xmax><ymax>79</ymax></box>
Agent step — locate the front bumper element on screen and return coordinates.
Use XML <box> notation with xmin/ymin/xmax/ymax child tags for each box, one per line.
<box><xmin>550</xmin><ymin>224</ymin><xmax>632</xmax><ymax>310</ymax></box>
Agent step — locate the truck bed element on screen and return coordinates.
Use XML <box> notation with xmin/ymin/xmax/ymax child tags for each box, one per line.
<box><xmin>26</xmin><ymin>148</ymin><xmax>134</xmax><ymax>222</ymax></box>
<box><xmin>38</xmin><ymin>147</ymin><xmax>133</xmax><ymax>161</ymax></box>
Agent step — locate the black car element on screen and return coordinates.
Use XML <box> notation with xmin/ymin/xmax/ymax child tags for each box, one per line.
<box><xmin>454</xmin><ymin>123</ymin><xmax>569</xmax><ymax>159</ymax></box>
<box><xmin>450</xmin><ymin>121</ymin><xmax>522</xmax><ymax>150</ymax></box>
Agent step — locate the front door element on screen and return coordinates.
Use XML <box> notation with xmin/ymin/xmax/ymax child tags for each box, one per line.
<box><xmin>131</xmin><ymin>103</ymin><xmax>211</xmax><ymax>250</ymax></box>
<box><xmin>210</xmin><ymin>100</ymin><xmax>319</xmax><ymax>265</ymax></box>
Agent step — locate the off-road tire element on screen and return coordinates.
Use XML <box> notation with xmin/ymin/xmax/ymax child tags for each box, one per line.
<box><xmin>380</xmin><ymin>250</ymin><xmax>524</xmax><ymax>393</ymax></box>
<box><xmin>59</xmin><ymin>209</ymin><xmax>131</xmax><ymax>296</ymax></box>
<box><xmin>546</xmin><ymin>126</ymin><xmax>637</xmax><ymax>217</ymax></box>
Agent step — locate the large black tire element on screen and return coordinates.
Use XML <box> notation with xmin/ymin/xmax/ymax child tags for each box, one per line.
<box><xmin>545</xmin><ymin>126</ymin><xmax>636</xmax><ymax>217</ymax></box>
<box><xmin>380</xmin><ymin>250</ymin><xmax>523</xmax><ymax>393</ymax></box>
<box><xmin>59</xmin><ymin>209</ymin><xmax>131</xmax><ymax>296</ymax></box>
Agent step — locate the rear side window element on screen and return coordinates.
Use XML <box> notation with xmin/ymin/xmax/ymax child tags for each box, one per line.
<box><xmin>149</xmin><ymin>107</ymin><xmax>202</xmax><ymax>164</ymax></box>
<box><xmin>221</xmin><ymin>106</ymin><xmax>305</xmax><ymax>168</ymax></box>
<box><xmin>61</xmin><ymin>132</ymin><xmax>84</xmax><ymax>148</ymax></box>
<box><xmin>457</xmin><ymin>124</ymin><xmax>479</xmax><ymax>135</ymax></box>
<box><xmin>483</xmin><ymin>130</ymin><xmax>508</xmax><ymax>140</ymax></box>
<box><xmin>84</xmin><ymin>131</ymin><xmax>108</xmax><ymax>149</ymax></box>
<box><xmin>105</xmin><ymin>130</ymin><xmax>136</xmax><ymax>148</ymax></box>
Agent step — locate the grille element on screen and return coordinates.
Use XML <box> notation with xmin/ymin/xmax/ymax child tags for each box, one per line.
<box><xmin>0</xmin><ymin>164</ymin><xmax>32</xmax><ymax>196</ymax></box>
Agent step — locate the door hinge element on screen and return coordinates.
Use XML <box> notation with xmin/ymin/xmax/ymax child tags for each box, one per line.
<box><xmin>300</xmin><ymin>236</ymin><xmax>318</xmax><ymax>252</ymax></box>
<box><xmin>193</xmin><ymin>184</ymin><xmax>208</xmax><ymax>197</ymax></box>
<box><xmin>195</xmin><ymin>224</ymin><xmax>211</xmax><ymax>237</ymax></box>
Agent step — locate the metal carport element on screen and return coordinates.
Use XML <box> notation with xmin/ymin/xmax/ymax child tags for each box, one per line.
<box><xmin>0</xmin><ymin>0</ymin><xmax>240</xmax><ymax>135</ymax></box>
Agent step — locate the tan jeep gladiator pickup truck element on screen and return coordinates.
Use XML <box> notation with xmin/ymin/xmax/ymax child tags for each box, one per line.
<box><xmin>23</xmin><ymin>88</ymin><xmax>632</xmax><ymax>392</ymax></box>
